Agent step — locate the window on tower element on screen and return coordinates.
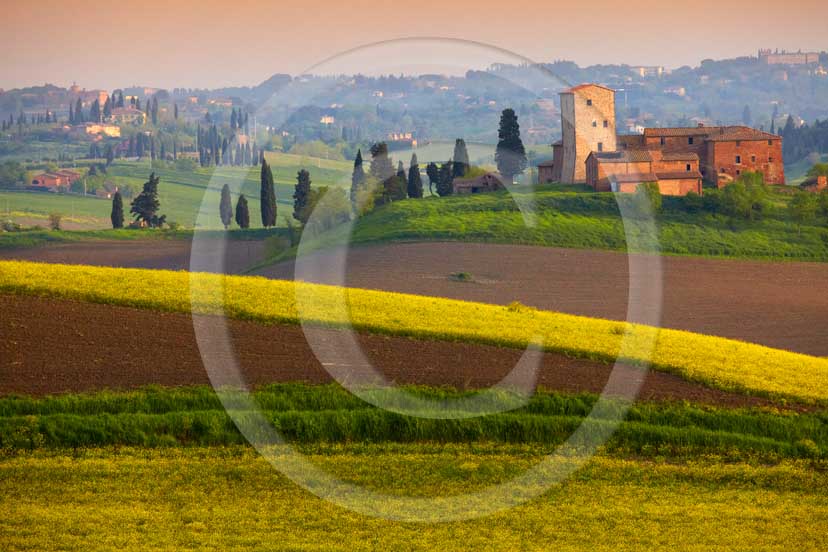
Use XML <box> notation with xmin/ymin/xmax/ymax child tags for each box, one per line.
<box><xmin>587</xmin><ymin>99</ymin><xmax>593</xmax><ymax>106</ymax></box>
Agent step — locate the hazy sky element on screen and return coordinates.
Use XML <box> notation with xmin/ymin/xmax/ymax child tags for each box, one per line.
<box><xmin>3</xmin><ymin>0</ymin><xmax>827</xmax><ymax>91</ymax></box>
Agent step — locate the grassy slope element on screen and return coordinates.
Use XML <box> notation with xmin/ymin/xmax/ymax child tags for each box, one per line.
<box><xmin>0</xmin><ymin>152</ymin><xmax>352</xmax><ymax>229</ymax></box>
<box><xmin>348</xmin><ymin>188</ymin><xmax>828</xmax><ymax>262</ymax></box>
<box><xmin>1</xmin><ymin>447</ymin><xmax>825</xmax><ymax>551</ymax></box>
<box><xmin>2</xmin><ymin>260</ymin><xmax>828</xmax><ymax>403</ymax></box>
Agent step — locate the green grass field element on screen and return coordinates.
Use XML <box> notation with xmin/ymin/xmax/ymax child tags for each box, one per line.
<box><xmin>1</xmin><ymin>152</ymin><xmax>353</xmax><ymax>230</ymax></box>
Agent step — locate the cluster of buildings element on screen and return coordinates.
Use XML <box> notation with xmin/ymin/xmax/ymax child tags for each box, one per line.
<box><xmin>539</xmin><ymin>84</ymin><xmax>785</xmax><ymax>195</ymax></box>
<box><xmin>29</xmin><ymin>169</ymin><xmax>81</xmax><ymax>192</ymax></box>
<box><xmin>758</xmin><ymin>49</ymin><xmax>820</xmax><ymax>66</ymax></box>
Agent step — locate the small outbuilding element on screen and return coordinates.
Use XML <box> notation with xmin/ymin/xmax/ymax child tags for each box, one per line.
<box><xmin>452</xmin><ymin>172</ymin><xmax>507</xmax><ymax>194</ymax></box>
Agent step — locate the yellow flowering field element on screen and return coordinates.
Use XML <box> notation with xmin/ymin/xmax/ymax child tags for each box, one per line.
<box><xmin>1</xmin><ymin>446</ymin><xmax>827</xmax><ymax>551</ymax></box>
<box><xmin>2</xmin><ymin>260</ymin><xmax>828</xmax><ymax>403</ymax></box>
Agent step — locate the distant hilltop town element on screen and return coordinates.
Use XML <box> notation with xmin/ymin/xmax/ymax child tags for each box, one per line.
<box><xmin>539</xmin><ymin>84</ymin><xmax>784</xmax><ymax>196</ymax></box>
<box><xmin>758</xmin><ymin>49</ymin><xmax>820</xmax><ymax>66</ymax></box>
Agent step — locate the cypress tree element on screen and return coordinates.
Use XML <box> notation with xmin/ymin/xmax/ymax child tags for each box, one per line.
<box><xmin>407</xmin><ymin>153</ymin><xmax>423</xmax><ymax>198</ymax></box>
<box><xmin>436</xmin><ymin>159</ymin><xmax>454</xmax><ymax>197</ymax></box>
<box><xmin>69</xmin><ymin>104</ymin><xmax>74</xmax><ymax>125</ymax></box>
<box><xmin>397</xmin><ymin>160</ymin><xmax>405</xmax><ymax>179</ymax></box>
<box><xmin>425</xmin><ymin>162</ymin><xmax>439</xmax><ymax>195</ymax></box>
<box><xmin>174</xmin><ymin>103</ymin><xmax>178</xmax><ymax>120</ymax></box>
<box><xmin>369</xmin><ymin>142</ymin><xmax>394</xmax><ymax>182</ymax></box>
<box><xmin>235</xmin><ymin>194</ymin><xmax>250</xmax><ymax>229</ymax></box>
<box><xmin>495</xmin><ymin>108</ymin><xmax>527</xmax><ymax>182</ymax></box>
<box><xmin>452</xmin><ymin>138</ymin><xmax>470</xmax><ymax>177</ymax></box>
<box><xmin>110</xmin><ymin>191</ymin><xmax>124</xmax><ymax>228</ymax></box>
<box><xmin>75</xmin><ymin>98</ymin><xmax>84</xmax><ymax>123</ymax></box>
<box><xmin>260</xmin><ymin>158</ymin><xmax>277</xmax><ymax>227</ymax></box>
<box><xmin>130</xmin><ymin>172</ymin><xmax>163</xmax><ymax>227</ymax></box>
<box><xmin>293</xmin><ymin>169</ymin><xmax>312</xmax><ymax>223</ymax></box>
<box><xmin>350</xmin><ymin>149</ymin><xmax>366</xmax><ymax>210</ymax></box>
<box><xmin>219</xmin><ymin>183</ymin><xmax>233</xmax><ymax>229</ymax></box>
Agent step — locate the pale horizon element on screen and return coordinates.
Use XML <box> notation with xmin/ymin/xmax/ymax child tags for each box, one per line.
<box><xmin>4</xmin><ymin>0</ymin><xmax>828</xmax><ymax>91</ymax></box>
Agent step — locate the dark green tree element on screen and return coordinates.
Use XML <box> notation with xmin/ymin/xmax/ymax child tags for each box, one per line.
<box><xmin>219</xmin><ymin>183</ymin><xmax>233</xmax><ymax>229</ymax></box>
<box><xmin>452</xmin><ymin>138</ymin><xmax>470</xmax><ymax>178</ymax></box>
<box><xmin>103</xmin><ymin>97</ymin><xmax>112</xmax><ymax>119</ymax></box>
<box><xmin>130</xmin><ymin>172</ymin><xmax>165</xmax><ymax>227</ymax></box>
<box><xmin>75</xmin><ymin>98</ymin><xmax>84</xmax><ymax>123</ymax></box>
<box><xmin>90</xmin><ymin>99</ymin><xmax>101</xmax><ymax>122</ymax></box>
<box><xmin>294</xmin><ymin>169</ymin><xmax>312</xmax><ymax>223</ymax></box>
<box><xmin>397</xmin><ymin>160</ymin><xmax>405</xmax><ymax>179</ymax></box>
<box><xmin>350</xmin><ymin>149</ymin><xmax>366</xmax><ymax>209</ymax></box>
<box><xmin>407</xmin><ymin>153</ymin><xmax>423</xmax><ymax>198</ymax></box>
<box><xmin>425</xmin><ymin>162</ymin><xmax>439</xmax><ymax>195</ymax></box>
<box><xmin>260</xmin><ymin>158</ymin><xmax>277</xmax><ymax>227</ymax></box>
<box><xmin>235</xmin><ymin>194</ymin><xmax>250</xmax><ymax>229</ymax></box>
<box><xmin>495</xmin><ymin>108</ymin><xmax>527</xmax><ymax>182</ymax></box>
<box><xmin>369</xmin><ymin>142</ymin><xmax>394</xmax><ymax>182</ymax></box>
<box><xmin>110</xmin><ymin>191</ymin><xmax>124</xmax><ymax>228</ymax></box>
<box><xmin>436</xmin><ymin>159</ymin><xmax>454</xmax><ymax>197</ymax></box>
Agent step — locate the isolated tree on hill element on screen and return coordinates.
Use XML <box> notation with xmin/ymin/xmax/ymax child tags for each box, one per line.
<box><xmin>788</xmin><ymin>191</ymin><xmax>817</xmax><ymax>235</ymax></box>
<box><xmin>495</xmin><ymin>108</ymin><xmax>527</xmax><ymax>182</ymax></box>
<box><xmin>425</xmin><ymin>162</ymin><xmax>439</xmax><ymax>195</ymax></box>
<box><xmin>369</xmin><ymin>142</ymin><xmax>394</xmax><ymax>183</ymax></box>
<box><xmin>350</xmin><ymin>149</ymin><xmax>366</xmax><ymax>210</ymax></box>
<box><xmin>294</xmin><ymin>169</ymin><xmax>312</xmax><ymax>223</ymax></box>
<box><xmin>130</xmin><ymin>172</ymin><xmax>165</xmax><ymax>227</ymax></box>
<box><xmin>90</xmin><ymin>99</ymin><xmax>101</xmax><ymax>122</ymax></box>
<box><xmin>452</xmin><ymin>138</ymin><xmax>470</xmax><ymax>178</ymax></box>
<box><xmin>219</xmin><ymin>183</ymin><xmax>233</xmax><ymax>229</ymax></box>
<box><xmin>260</xmin><ymin>158</ymin><xmax>277</xmax><ymax>227</ymax></box>
<box><xmin>407</xmin><ymin>153</ymin><xmax>423</xmax><ymax>199</ymax></box>
<box><xmin>436</xmin><ymin>159</ymin><xmax>454</xmax><ymax>197</ymax></box>
<box><xmin>110</xmin><ymin>191</ymin><xmax>124</xmax><ymax>229</ymax></box>
<box><xmin>742</xmin><ymin>105</ymin><xmax>752</xmax><ymax>127</ymax></box>
<box><xmin>235</xmin><ymin>194</ymin><xmax>250</xmax><ymax>229</ymax></box>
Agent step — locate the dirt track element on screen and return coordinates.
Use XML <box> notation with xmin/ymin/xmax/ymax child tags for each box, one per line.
<box><xmin>3</xmin><ymin>239</ymin><xmax>827</xmax><ymax>356</ymax></box>
<box><xmin>1</xmin><ymin>293</ymin><xmax>780</xmax><ymax>408</ymax></box>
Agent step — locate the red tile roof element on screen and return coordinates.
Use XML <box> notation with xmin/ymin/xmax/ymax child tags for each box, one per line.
<box><xmin>660</xmin><ymin>152</ymin><xmax>700</xmax><ymax>161</ymax></box>
<box><xmin>657</xmin><ymin>171</ymin><xmax>703</xmax><ymax>180</ymax></box>
<box><xmin>590</xmin><ymin>150</ymin><xmax>653</xmax><ymax>163</ymax></box>
<box><xmin>561</xmin><ymin>83</ymin><xmax>615</xmax><ymax>94</ymax></box>
<box><xmin>644</xmin><ymin>127</ymin><xmax>717</xmax><ymax>137</ymax></box>
<box><xmin>609</xmin><ymin>173</ymin><xmax>658</xmax><ymax>184</ymax></box>
<box><xmin>706</xmin><ymin>126</ymin><xmax>780</xmax><ymax>142</ymax></box>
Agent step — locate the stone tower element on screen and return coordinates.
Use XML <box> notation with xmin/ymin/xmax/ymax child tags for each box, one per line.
<box><xmin>558</xmin><ymin>84</ymin><xmax>617</xmax><ymax>184</ymax></box>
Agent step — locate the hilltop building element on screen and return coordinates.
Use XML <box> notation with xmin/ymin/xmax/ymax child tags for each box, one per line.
<box><xmin>541</xmin><ymin>84</ymin><xmax>785</xmax><ymax>195</ymax></box>
<box><xmin>758</xmin><ymin>49</ymin><xmax>820</xmax><ymax>66</ymax></box>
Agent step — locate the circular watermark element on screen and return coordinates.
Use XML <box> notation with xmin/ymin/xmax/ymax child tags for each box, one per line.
<box><xmin>189</xmin><ymin>37</ymin><xmax>663</xmax><ymax>522</ymax></box>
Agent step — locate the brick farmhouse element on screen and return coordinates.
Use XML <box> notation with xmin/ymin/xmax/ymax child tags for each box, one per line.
<box><xmin>539</xmin><ymin>84</ymin><xmax>785</xmax><ymax>195</ymax></box>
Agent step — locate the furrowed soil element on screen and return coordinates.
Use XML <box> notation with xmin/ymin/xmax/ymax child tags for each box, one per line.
<box><xmin>0</xmin><ymin>293</ymin><xmax>782</xmax><ymax>408</ymax></box>
<box><xmin>3</xmin><ymin>240</ymin><xmax>827</xmax><ymax>356</ymax></box>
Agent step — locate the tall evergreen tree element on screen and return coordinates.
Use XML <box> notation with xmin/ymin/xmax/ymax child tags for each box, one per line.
<box><xmin>397</xmin><ymin>160</ymin><xmax>405</xmax><ymax>179</ymax></box>
<box><xmin>350</xmin><ymin>149</ymin><xmax>366</xmax><ymax>210</ymax></box>
<box><xmin>219</xmin><ymin>183</ymin><xmax>233</xmax><ymax>229</ymax></box>
<box><xmin>105</xmin><ymin>144</ymin><xmax>114</xmax><ymax>167</ymax></box>
<box><xmin>369</xmin><ymin>142</ymin><xmax>394</xmax><ymax>182</ymax></box>
<box><xmin>69</xmin><ymin>104</ymin><xmax>74</xmax><ymax>125</ymax></box>
<box><xmin>436</xmin><ymin>159</ymin><xmax>454</xmax><ymax>197</ymax></box>
<box><xmin>770</xmin><ymin>118</ymin><xmax>776</xmax><ymax>135</ymax></box>
<box><xmin>293</xmin><ymin>169</ymin><xmax>312</xmax><ymax>223</ymax></box>
<box><xmin>425</xmin><ymin>162</ymin><xmax>439</xmax><ymax>195</ymax></box>
<box><xmin>75</xmin><ymin>98</ymin><xmax>84</xmax><ymax>123</ymax></box>
<box><xmin>495</xmin><ymin>108</ymin><xmax>527</xmax><ymax>182</ymax></box>
<box><xmin>452</xmin><ymin>138</ymin><xmax>470</xmax><ymax>178</ymax></box>
<box><xmin>260</xmin><ymin>158</ymin><xmax>277</xmax><ymax>227</ymax></box>
<box><xmin>742</xmin><ymin>105</ymin><xmax>752</xmax><ymax>127</ymax></box>
<box><xmin>151</xmin><ymin>97</ymin><xmax>159</xmax><ymax>125</ymax></box>
<box><xmin>173</xmin><ymin>103</ymin><xmax>178</xmax><ymax>120</ymax></box>
<box><xmin>103</xmin><ymin>97</ymin><xmax>112</xmax><ymax>119</ymax></box>
<box><xmin>90</xmin><ymin>99</ymin><xmax>101</xmax><ymax>122</ymax></box>
<box><xmin>130</xmin><ymin>172</ymin><xmax>164</xmax><ymax>227</ymax></box>
<box><xmin>110</xmin><ymin>191</ymin><xmax>124</xmax><ymax>228</ymax></box>
<box><xmin>407</xmin><ymin>153</ymin><xmax>423</xmax><ymax>198</ymax></box>
<box><xmin>235</xmin><ymin>194</ymin><xmax>250</xmax><ymax>229</ymax></box>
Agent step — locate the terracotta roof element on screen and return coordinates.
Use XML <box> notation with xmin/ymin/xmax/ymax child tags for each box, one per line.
<box><xmin>657</xmin><ymin>171</ymin><xmax>703</xmax><ymax>180</ymax></box>
<box><xmin>561</xmin><ymin>83</ymin><xmax>615</xmax><ymax>94</ymax></box>
<box><xmin>706</xmin><ymin>126</ymin><xmax>780</xmax><ymax>142</ymax></box>
<box><xmin>609</xmin><ymin>173</ymin><xmax>658</xmax><ymax>184</ymax></box>
<box><xmin>661</xmin><ymin>152</ymin><xmax>699</xmax><ymax>161</ymax></box>
<box><xmin>590</xmin><ymin>150</ymin><xmax>652</xmax><ymax>163</ymax></box>
<box><xmin>644</xmin><ymin>126</ymin><xmax>717</xmax><ymax>137</ymax></box>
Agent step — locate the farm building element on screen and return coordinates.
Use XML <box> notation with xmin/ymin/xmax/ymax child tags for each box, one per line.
<box><xmin>542</xmin><ymin>83</ymin><xmax>785</xmax><ymax>194</ymax></box>
<box><xmin>452</xmin><ymin>172</ymin><xmax>506</xmax><ymax>194</ymax></box>
<box><xmin>30</xmin><ymin>169</ymin><xmax>81</xmax><ymax>191</ymax></box>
